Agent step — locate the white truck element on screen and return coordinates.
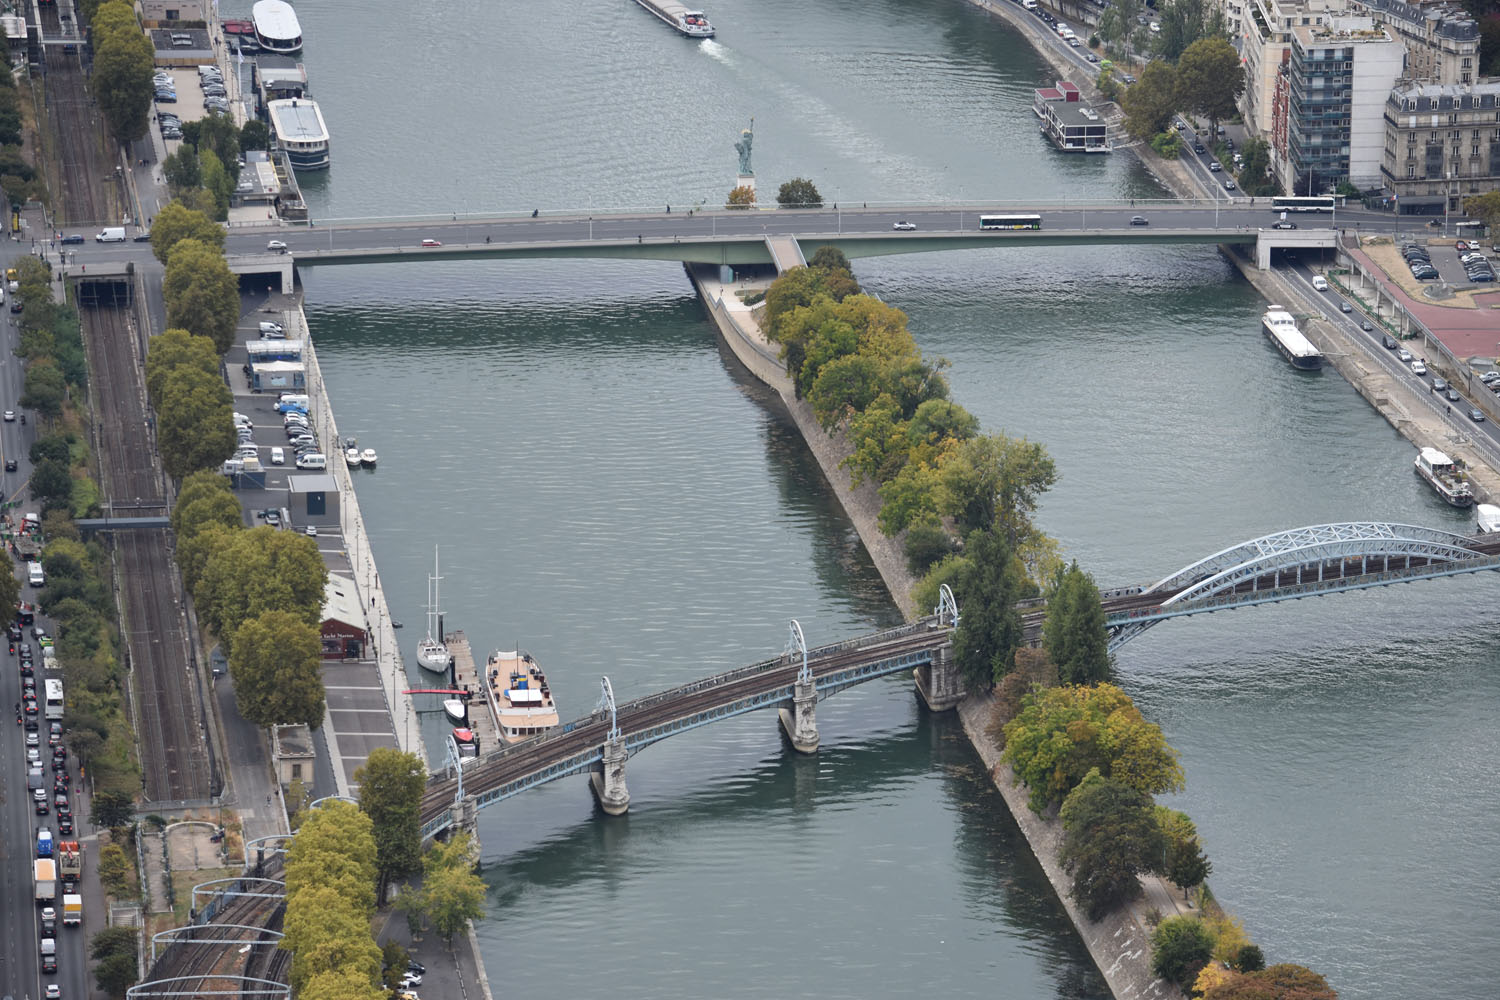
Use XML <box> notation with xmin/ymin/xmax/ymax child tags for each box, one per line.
<box><xmin>62</xmin><ymin>893</ymin><xmax>83</xmax><ymax>926</ymax></box>
<box><xmin>34</xmin><ymin>858</ymin><xmax>56</xmax><ymax>902</ymax></box>
<box><xmin>95</xmin><ymin>227</ymin><xmax>126</xmax><ymax>242</ymax></box>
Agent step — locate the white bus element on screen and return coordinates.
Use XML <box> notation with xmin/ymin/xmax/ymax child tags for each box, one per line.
<box><xmin>978</xmin><ymin>214</ymin><xmax>1043</xmax><ymax>231</ymax></box>
<box><xmin>1270</xmin><ymin>195</ymin><xmax>1340</xmax><ymax>213</ymax></box>
<box><xmin>44</xmin><ymin>678</ymin><xmax>63</xmax><ymax>721</ymax></box>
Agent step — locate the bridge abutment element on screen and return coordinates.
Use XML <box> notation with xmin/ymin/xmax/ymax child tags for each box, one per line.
<box><xmin>778</xmin><ymin>676</ymin><xmax>819</xmax><ymax>753</ymax></box>
<box><xmin>914</xmin><ymin>643</ymin><xmax>963</xmax><ymax>712</ymax></box>
<box><xmin>589</xmin><ymin>736</ymin><xmax>630</xmax><ymax>816</ymax></box>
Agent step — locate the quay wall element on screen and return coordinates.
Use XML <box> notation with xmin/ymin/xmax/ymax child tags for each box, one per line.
<box><xmin>687</xmin><ymin>265</ymin><xmax>1181</xmax><ymax>1000</ymax></box>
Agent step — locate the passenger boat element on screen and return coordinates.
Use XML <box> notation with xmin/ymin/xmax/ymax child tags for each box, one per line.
<box><xmin>267</xmin><ymin>98</ymin><xmax>329</xmax><ymax>170</ymax></box>
<box><xmin>1414</xmin><ymin>447</ymin><xmax>1473</xmax><ymax>507</ymax></box>
<box><xmin>360</xmin><ymin>447</ymin><xmax>378</xmax><ymax>466</ymax></box>
<box><xmin>633</xmin><ymin>0</ymin><xmax>715</xmax><ymax>37</ymax></box>
<box><xmin>485</xmin><ymin>650</ymin><xmax>559</xmax><ymax>744</ymax></box>
<box><xmin>251</xmin><ymin>0</ymin><xmax>302</xmax><ymax>53</ymax></box>
<box><xmin>416</xmin><ymin>549</ymin><xmax>450</xmax><ymax>675</ymax></box>
<box><xmin>1261</xmin><ymin>307</ymin><xmax>1324</xmax><ymax>370</ymax></box>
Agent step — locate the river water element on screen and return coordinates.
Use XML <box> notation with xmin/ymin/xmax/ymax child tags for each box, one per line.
<box><xmin>262</xmin><ymin>0</ymin><xmax>1500</xmax><ymax>995</ymax></box>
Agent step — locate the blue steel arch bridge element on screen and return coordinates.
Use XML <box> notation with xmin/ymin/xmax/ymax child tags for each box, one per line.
<box><xmin>419</xmin><ymin>522</ymin><xmax>1500</xmax><ymax>839</ymax></box>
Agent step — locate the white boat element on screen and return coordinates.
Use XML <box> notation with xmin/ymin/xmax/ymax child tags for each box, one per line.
<box><xmin>1478</xmin><ymin>503</ymin><xmax>1500</xmax><ymax>534</ymax></box>
<box><xmin>252</xmin><ymin>0</ymin><xmax>302</xmax><ymax>53</ymax></box>
<box><xmin>416</xmin><ymin>549</ymin><xmax>450</xmax><ymax>674</ymax></box>
<box><xmin>485</xmin><ymin>650</ymin><xmax>559</xmax><ymax>744</ymax></box>
<box><xmin>344</xmin><ymin>447</ymin><xmax>361</xmax><ymax>468</ymax></box>
<box><xmin>442</xmin><ymin>699</ymin><xmax>467</xmax><ymax>726</ymax></box>
<box><xmin>361</xmin><ymin>447</ymin><xmax>378</xmax><ymax>466</ymax></box>
<box><xmin>1414</xmin><ymin>447</ymin><xmax>1473</xmax><ymax>508</ymax></box>
<box><xmin>267</xmin><ymin>97</ymin><xmax>328</xmax><ymax>170</ymax></box>
<box><xmin>632</xmin><ymin>0</ymin><xmax>715</xmax><ymax>37</ymax></box>
<box><xmin>1261</xmin><ymin>307</ymin><xmax>1323</xmax><ymax>370</ymax></box>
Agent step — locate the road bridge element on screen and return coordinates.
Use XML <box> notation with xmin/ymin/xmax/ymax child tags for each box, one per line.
<box><xmin>418</xmin><ymin>522</ymin><xmax>1500</xmax><ymax>840</ymax></box>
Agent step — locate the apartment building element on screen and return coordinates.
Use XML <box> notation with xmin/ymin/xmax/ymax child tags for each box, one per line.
<box><xmin>1380</xmin><ymin>81</ymin><xmax>1500</xmax><ymax>213</ymax></box>
<box><xmin>1281</xmin><ymin>16</ymin><xmax>1406</xmax><ymax>193</ymax></box>
<box><xmin>1237</xmin><ymin>0</ymin><xmax>1346</xmax><ymax>137</ymax></box>
<box><xmin>1356</xmin><ymin>0</ymin><xmax>1480</xmax><ymax>85</ymax></box>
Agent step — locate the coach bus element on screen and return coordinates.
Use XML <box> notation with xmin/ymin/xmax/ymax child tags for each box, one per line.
<box><xmin>44</xmin><ymin>678</ymin><xmax>63</xmax><ymax>720</ymax></box>
<box><xmin>1270</xmin><ymin>195</ymin><xmax>1341</xmax><ymax>213</ymax></box>
<box><xmin>978</xmin><ymin>214</ymin><xmax>1043</xmax><ymax>230</ymax></box>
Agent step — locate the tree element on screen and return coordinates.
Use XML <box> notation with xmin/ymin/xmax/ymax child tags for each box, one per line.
<box><xmin>240</xmin><ymin>119</ymin><xmax>271</xmax><ymax>151</ymax></box>
<box><xmin>162</xmin><ymin>239</ymin><xmax>238</xmax><ymax>352</ymax></box>
<box><xmin>937</xmin><ymin>432</ymin><xmax>1058</xmax><ymax>540</ymax></box>
<box><xmin>156</xmin><ymin>365</ymin><xmax>236</xmax><ymax>479</ymax></box>
<box><xmin>281</xmin><ymin>885</ymin><xmax>383</xmax><ymax>992</ymax></box>
<box><xmin>776</xmin><ymin>177</ymin><xmax>823</xmax><ymax>207</ymax></box>
<box><xmin>162</xmin><ymin>147</ymin><xmax>202</xmax><ymax>192</ymax></box>
<box><xmin>193</xmin><ymin>113</ymin><xmax>242</xmax><ymax>181</ymax></box>
<box><xmin>149</xmin><ymin>201</ymin><xmax>226</xmax><ymax>265</ymax></box>
<box><xmin>94</xmin><ymin>950</ymin><xmax>139</xmax><ymax>998</ymax></box>
<box><xmin>808</xmin><ymin>246</ymin><xmax>850</xmax><ymax>272</ymax></box>
<box><xmin>1229</xmin><ymin>944</ymin><xmax>1265</xmax><ymax>972</ymax></box>
<box><xmin>146</xmin><ymin>327</ymin><xmax>221</xmax><ymax>404</ymax></box>
<box><xmin>1042</xmin><ymin>563</ymin><xmax>1111</xmax><ymax>685</ymax></box>
<box><xmin>90</xmin><ymin>926</ymin><xmax>138</xmax><ymax>963</ymax></box>
<box><xmin>30</xmin><ymin>458</ymin><xmax>72</xmax><ymax>511</ymax></box>
<box><xmin>96</xmin><ymin>842</ymin><xmax>137</xmax><ymax>896</ymax></box>
<box><xmin>1201</xmin><ymin>964</ymin><xmax>1338</xmax><ymax>1000</ymax></box>
<box><xmin>200</xmin><ymin>149</ymin><xmax>233</xmax><ymax>221</ymax></box>
<box><xmin>1121</xmin><ymin>60</ymin><xmax>1179</xmax><ymax>140</ymax></box>
<box><xmin>1155</xmin><ymin>0</ymin><xmax>1221</xmax><ymax>61</ymax></box>
<box><xmin>1464</xmin><ymin>190</ymin><xmax>1500</xmax><ymax>231</ymax></box>
<box><xmin>950</xmin><ymin>527</ymin><xmax>1029</xmax><ymax>687</ymax></box>
<box><xmin>173</xmin><ymin>488</ymin><xmax>245</xmax><ymax>544</ymax></box>
<box><xmin>1058</xmin><ymin>774</ymin><xmax>1164</xmax><ymax>920</ymax></box>
<box><xmin>1150</xmin><ymin>914</ymin><xmax>1216</xmax><ymax>986</ymax></box>
<box><xmin>1177</xmin><ymin>37</ymin><xmax>1244</xmax><ymax>132</ymax></box>
<box><xmin>1002</xmin><ymin>683</ymin><xmax>1185</xmax><ymax>811</ymax></box>
<box><xmin>22</xmin><ymin>358</ymin><xmax>67</xmax><ymax>418</ymax></box>
<box><xmin>91</xmin><ymin>789</ymin><xmax>136</xmax><ymax>829</ymax></box>
<box><xmin>726</xmin><ymin>184</ymin><xmax>756</xmax><ymax>208</ymax></box>
<box><xmin>417</xmin><ymin>831</ymin><xmax>486</xmax><ymax>943</ymax></box>
<box><xmin>355</xmin><ymin>748</ymin><xmax>427</xmax><ymax>901</ymax></box>
<box><xmin>299</xmin><ymin>966</ymin><xmax>387</xmax><ymax>1000</ymax></box>
<box><xmin>1167</xmin><ymin>837</ymin><xmax>1212</xmax><ymax>898</ymax></box>
<box><xmin>91</xmin><ymin>3</ymin><xmax>154</xmax><ymax>143</ymax></box>
<box><xmin>1237</xmin><ymin>137</ymin><xmax>1277</xmax><ymax>197</ymax></box>
<box><xmin>229</xmin><ymin>610</ymin><xmax>327</xmax><ymax>729</ymax></box>
<box><xmin>195</xmin><ymin>527</ymin><xmax>327</xmax><ymax>644</ymax></box>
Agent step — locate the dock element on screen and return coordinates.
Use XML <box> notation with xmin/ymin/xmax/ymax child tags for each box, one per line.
<box><xmin>446</xmin><ymin>631</ymin><xmax>503</xmax><ymax>756</ymax></box>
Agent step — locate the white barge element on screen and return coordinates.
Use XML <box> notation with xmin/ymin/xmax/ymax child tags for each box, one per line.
<box><xmin>1414</xmin><ymin>447</ymin><xmax>1473</xmax><ymax>508</ymax></box>
<box><xmin>268</xmin><ymin>97</ymin><xmax>329</xmax><ymax>170</ymax></box>
<box><xmin>252</xmin><ymin>0</ymin><xmax>303</xmax><ymax>54</ymax></box>
<box><xmin>633</xmin><ymin>0</ymin><xmax>714</xmax><ymax>37</ymax></box>
<box><xmin>1261</xmin><ymin>307</ymin><xmax>1323</xmax><ymax>370</ymax></box>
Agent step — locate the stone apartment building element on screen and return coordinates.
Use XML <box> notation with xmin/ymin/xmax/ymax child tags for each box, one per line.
<box><xmin>1380</xmin><ymin>81</ymin><xmax>1500</xmax><ymax>213</ymax></box>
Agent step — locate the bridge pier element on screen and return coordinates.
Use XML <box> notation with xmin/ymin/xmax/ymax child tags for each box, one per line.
<box><xmin>914</xmin><ymin>643</ymin><xmax>963</xmax><ymax>712</ymax></box>
<box><xmin>589</xmin><ymin>736</ymin><xmax>630</xmax><ymax>816</ymax></box>
<box><xmin>777</xmin><ymin>676</ymin><xmax>819</xmax><ymax>753</ymax></box>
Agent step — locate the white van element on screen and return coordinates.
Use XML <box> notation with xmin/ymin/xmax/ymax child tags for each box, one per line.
<box><xmin>95</xmin><ymin>227</ymin><xmax>126</xmax><ymax>243</ymax></box>
<box><xmin>29</xmin><ymin>563</ymin><xmax>44</xmax><ymax>587</ymax></box>
<box><xmin>269</xmin><ymin>446</ymin><xmax>285</xmax><ymax>466</ymax></box>
<box><xmin>276</xmin><ymin>395</ymin><xmax>309</xmax><ymax>413</ymax></box>
<box><xmin>259</xmin><ymin>321</ymin><xmax>285</xmax><ymax>337</ymax></box>
<box><xmin>1022</xmin><ymin>0</ymin><xmax>1038</xmax><ymax>9</ymax></box>
<box><xmin>295</xmin><ymin>453</ymin><xmax>327</xmax><ymax>470</ymax></box>
<box><xmin>1311</xmin><ymin>275</ymin><xmax>1329</xmax><ymax>291</ymax></box>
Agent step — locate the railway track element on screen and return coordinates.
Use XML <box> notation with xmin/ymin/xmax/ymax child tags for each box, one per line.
<box><xmin>78</xmin><ymin>300</ymin><xmax>162</xmax><ymax>510</ymax></box>
<box><xmin>37</xmin><ymin>6</ymin><xmax>111</xmax><ymax>227</ymax></box>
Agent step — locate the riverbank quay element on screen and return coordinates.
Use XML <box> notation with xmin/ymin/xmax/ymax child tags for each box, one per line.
<box><xmin>1222</xmin><ymin>246</ymin><xmax>1500</xmax><ymax>505</ymax></box>
<box><xmin>688</xmin><ymin>263</ymin><xmax>1184</xmax><ymax>999</ymax></box>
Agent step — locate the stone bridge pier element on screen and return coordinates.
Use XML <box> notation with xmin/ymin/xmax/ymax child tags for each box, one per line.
<box><xmin>778</xmin><ymin>675</ymin><xmax>819</xmax><ymax>753</ymax></box>
<box><xmin>914</xmin><ymin>642</ymin><xmax>962</xmax><ymax>711</ymax></box>
<box><xmin>589</xmin><ymin>736</ymin><xmax>630</xmax><ymax>816</ymax></box>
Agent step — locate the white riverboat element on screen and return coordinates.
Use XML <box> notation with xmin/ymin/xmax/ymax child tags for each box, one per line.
<box><xmin>485</xmin><ymin>650</ymin><xmax>559</xmax><ymax>744</ymax></box>
<box><xmin>633</xmin><ymin>0</ymin><xmax>714</xmax><ymax>37</ymax></box>
<box><xmin>251</xmin><ymin>0</ymin><xmax>303</xmax><ymax>53</ymax></box>
<box><xmin>1478</xmin><ymin>503</ymin><xmax>1500</xmax><ymax>534</ymax></box>
<box><xmin>267</xmin><ymin>98</ymin><xmax>329</xmax><ymax>170</ymax></box>
<box><xmin>1261</xmin><ymin>307</ymin><xmax>1323</xmax><ymax>370</ymax></box>
<box><xmin>1414</xmin><ymin>447</ymin><xmax>1473</xmax><ymax>508</ymax></box>
<box><xmin>416</xmin><ymin>549</ymin><xmax>450</xmax><ymax>674</ymax></box>
<box><xmin>360</xmin><ymin>447</ymin><xmax>378</xmax><ymax>466</ymax></box>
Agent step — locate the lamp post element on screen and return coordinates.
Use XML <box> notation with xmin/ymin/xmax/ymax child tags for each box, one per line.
<box><xmin>1444</xmin><ymin>171</ymin><xmax>1452</xmax><ymax>236</ymax></box>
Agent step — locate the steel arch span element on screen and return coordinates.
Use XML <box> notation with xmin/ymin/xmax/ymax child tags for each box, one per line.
<box><xmin>1107</xmin><ymin>521</ymin><xmax>1500</xmax><ymax>649</ymax></box>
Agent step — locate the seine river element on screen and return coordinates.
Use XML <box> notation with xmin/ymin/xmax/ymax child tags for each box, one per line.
<box><xmin>253</xmin><ymin>0</ymin><xmax>1500</xmax><ymax>995</ymax></box>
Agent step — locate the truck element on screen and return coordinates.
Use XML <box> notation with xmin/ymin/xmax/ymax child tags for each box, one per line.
<box><xmin>57</xmin><ymin>841</ymin><xmax>82</xmax><ymax>877</ymax></box>
<box><xmin>34</xmin><ymin>858</ymin><xmax>56</xmax><ymax>903</ymax></box>
<box><xmin>62</xmin><ymin>894</ymin><xmax>82</xmax><ymax>926</ymax></box>
<box><xmin>95</xmin><ymin>227</ymin><xmax>126</xmax><ymax>243</ymax></box>
<box><xmin>36</xmin><ymin>828</ymin><xmax>53</xmax><ymax>857</ymax></box>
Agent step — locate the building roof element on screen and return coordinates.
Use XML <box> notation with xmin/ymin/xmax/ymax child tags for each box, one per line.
<box><xmin>1389</xmin><ymin>80</ymin><xmax>1500</xmax><ymax>109</ymax></box>
<box><xmin>273</xmin><ymin>723</ymin><xmax>313</xmax><ymax>757</ymax></box>
<box><xmin>289</xmin><ymin>473</ymin><xmax>339</xmax><ymax>494</ymax></box>
<box><xmin>321</xmin><ymin>574</ymin><xmax>368</xmax><ymax>632</ymax></box>
<box><xmin>249</xmin><ymin>360</ymin><xmax>305</xmax><ymax>373</ymax></box>
<box><xmin>246</xmin><ymin>338</ymin><xmax>304</xmax><ymax>357</ymax></box>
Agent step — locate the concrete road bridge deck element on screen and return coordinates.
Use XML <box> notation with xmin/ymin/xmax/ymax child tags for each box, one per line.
<box><xmin>420</xmin><ymin>522</ymin><xmax>1500</xmax><ymax>841</ymax></box>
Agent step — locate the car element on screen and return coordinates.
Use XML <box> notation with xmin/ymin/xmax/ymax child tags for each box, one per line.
<box><xmin>6</xmin><ymin>624</ymin><xmax>19</xmax><ymax>640</ymax></box>
<box><xmin>406</xmin><ymin>962</ymin><xmax>426</xmax><ymax>976</ymax></box>
<box><xmin>1209</xmin><ymin>161</ymin><xmax>1222</xmax><ymax>172</ymax></box>
<box><xmin>132</xmin><ymin>230</ymin><xmax>153</xmax><ymax>243</ymax></box>
<box><xmin>1470</xmin><ymin>408</ymin><xmax>1486</xmax><ymax>422</ymax></box>
<box><xmin>1455</xmin><ymin>240</ymin><xmax>1470</xmax><ymax>251</ymax></box>
<box><xmin>1130</xmin><ymin>215</ymin><xmax>1148</xmax><ymax>226</ymax></box>
<box><xmin>26</xmin><ymin>731</ymin><xmax>38</xmax><ymax>746</ymax></box>
<box><xmin>304</xmin><ymin>525</ymin><xmax>318</xmax><ymax>537</ymax></box>
<box><xmin>35</xmin><ymin>800</ymin><xmax>47</xmax><ymax>815</ymax></box>
<box><xmin>55</xmin><ymin>799</ymin><xmax>71</xmax><ymax>817</ymax></box>
<box><xmin>1086</xmin><ymin>52</ymin><xmax>1099</xmax><ymax>62</ymax></box>
<box><xmin>1480</xmin><ymin>371</ymin><xmax>1500</xmax><ymax>383</ymax></box>
<box><xmin>1271</xmin><ymin>221</ymin><xmax>1296</xmax><ymax>230</ymax></box>
<box><xmin>1175</xmin><ymin>119</ymin><xmax>1187</xmax><ymax>130</ymax></box>
<box><xmin>1446</xmin><ymin>388</ymin><xmax>1461</xmax><ymax>401</ymax></box>
<box><xmin>155</xmin><ymin>93</ymin><xmax>177</xmax><ymax>103</ymax></box>
<box><xmin>263</xmin><ymin>510</ymin><xmax>282</xmax><ymax>526</ymax></box>
<box><xmin>1193</xmin><ymin>142</ymin><xmax>1207</xmax><ymax>154</ymax></box>
<box><xmin>1411</xmin><ymin>360</ymin><xmax>1428</xmax><ymax>375</ymax></box>
<box><xmin>61</xmin><ymin>234</ymin><xmax>84</xmax><ymax>245</ymax></box>
<box><xmin>1364</xmin><ymin>321</ymin><xmax>1375</xmax><ymax>332</ymax></box>
<box><xmin>1123</xmin><ymin>74</ymin><xmax>1136</xmax><ymax>83</ymax></box>
<box><xmin>1339</xmin><ymin>301</ymin><xmax>1353</xmax><ymax>313</ymax></box>
<box><xmin>267</xmin><ymin>239</ymin><xmax>288</xmax><ymax>252</ymax></box>
<box><xmin>399</xmin><ymin>975</ymin><xmax>423</xmax><ymax>988</ymax></box>
<box><xmin>42</xmin><ymin>956</ymin><xmax>56</xmax><ymax>973</ymax></box>
<box><xmin>892</xmin><ymin>221</ymin><xmax>916</xmax><ymax>231</ymax></box>
<box><xmin>421</xmin><ymin>239</ymin><xmax>442</xmax><ymax>247</ymax></box>
<box><xmin>1224</xmin><ymin>179</ymin><xmax>1237</xmax><ymax>190</ymax></box>
<box><xmin>1469</xmin><ymin>271</ymin><xmax>1495</xmax><ymax>282</ymax></box>
<box><xmin>27</xmin><ymin>746</ymin><xmax>40</xmax><ymax>762</ymax></box>
<box><xmin>1413</xmin><ymin>269</ymin><xmax>1439</xmax><ymax>281</ymax></box>
<box><xmin>2</xmin><ymin>410</ymin><xmax>13</xmax><ymax>421</ymax></box>
<box><xmin>1432</xmin><ymin>378</ymin><xmax>1448</xmax><ymax>392</ymax></box>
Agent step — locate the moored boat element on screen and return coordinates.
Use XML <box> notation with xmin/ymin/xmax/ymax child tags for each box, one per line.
<box><xmin>416</xmin><ymin>549</ymin><xmax>450</xmax><ymax>674</ymax></box>
<box><xmin>1261</xmin><ymin>307</ymin><xmax>1323</xmax><ymax>370</ymax></box>
<box><xmin>442</xmin><ymin>698</ymin><xmax>467</xmax><ymax>726</ymax></box>
<box><xmin>1478</xmin><ymin>503</ymin><xmax>1500</xmax><ymax>534</ymax></box>
<box><xmin>1414</xmin><ymin>447</ymin><xmax>1473</xmax><ymax>507</ymax></box>
<box><xmin>451</xmin><ymin>726</ymin><xmax>480</xmax><ymax>760</ymax></box>
<box><xmin>344</xmin><ymin>447</ymin><xmax>361</xmax><ymax>467</ymax></box>
<box><xmin>485</xmin><ymin>650</ymin><xmax>559</xmax><ymax>744</ymax></box>
<box><xmin>361</xmin><ymin>447</ymin><xmax>378</xmax><ymax>466</ymax></box>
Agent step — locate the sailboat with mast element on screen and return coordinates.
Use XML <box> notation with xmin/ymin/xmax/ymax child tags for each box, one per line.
<box><xmin>416</xmin><ymin>548</ymin><xmax>450</xmax><ymax>675</ymax></box>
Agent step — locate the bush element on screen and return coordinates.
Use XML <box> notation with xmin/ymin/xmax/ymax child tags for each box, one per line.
<box><xmin>904</xmin><ymin>519</ymin><xmax>955</xmax><ymax>574</ymax></box>
<box><xmin>1150</xmin><ymin>130</ymin><xmax>1182</xmax><ymax>159</ymax></box>
<box><xmin>776</xmin><ymin>177</ymin><xmax>823</xmax><ymax>208</ymax></box>
<box><xmin>1229</xmin><ymin>943</ymin><xmax>1265</xmax><ymax>973</ymax></box>
<box><xmin>1150</xmin><ymin>915</ymin><xmax>1215</xmax><ymax>986</ymax></box>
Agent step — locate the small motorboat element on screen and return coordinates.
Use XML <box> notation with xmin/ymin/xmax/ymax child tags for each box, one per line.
<box><xmin>443</xmin><ymin>698</ymin><xmax>467</xmax><ymax>726</ymax></box>
<box><xmin>344</xmin><ymin>447</ymin><xmax>361</xmax><ymax>468</ymax></box>
<box><xmin>360</xmin><ymin>447</ymin><xmax>377</xmax><ymax>466</ymax></box>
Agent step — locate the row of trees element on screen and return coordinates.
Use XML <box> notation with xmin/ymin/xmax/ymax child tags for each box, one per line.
<box><xmin>15</xmin><ymin>256</ymin><xmax>87</xmax><ymax>419</ymax></box>
<box><xmin>145</xmin><ymin>326</ymin><xmax>236</xmax><ymax>479</ymax></box>
<box><xmin>162</xmin><ymin>116</ymin><xmax>272</xmax><ymax>221</ymax></box>
<box><xmin>171</xmin><ymin>470</ymin><xmax>329</xmax><ymax>729</ymax></box>
<box><xmin>92</xmin><ymin>1</ymin><xmax>154</xmax><ymax>145</ymax></box>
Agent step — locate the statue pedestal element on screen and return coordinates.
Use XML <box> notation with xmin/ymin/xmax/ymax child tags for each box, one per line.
<box><xmin>735</xmin><ymin>173</ymin><xmax>755</xmax><ymax>194</ymax></box>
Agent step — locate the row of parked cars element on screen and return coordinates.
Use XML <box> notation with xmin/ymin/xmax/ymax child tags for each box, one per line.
<box><xmin>1401</xmin><ymin>241</ymin><xmax>1495</xmax><ymax>283</ymax></box>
